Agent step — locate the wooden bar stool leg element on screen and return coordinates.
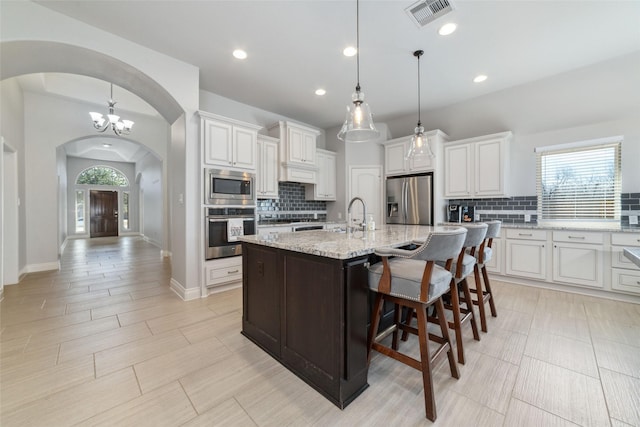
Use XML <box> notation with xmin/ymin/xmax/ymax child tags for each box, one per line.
<box><xmin>416</xmin><ymin>303</ymin><xmax>436</xmax><ymax>421</ymax></box>
<box><xmin>461</xmin><ymin>277</ymin><xmax>480</xmax><ymax>341</ymax></box>
<box><xmin>367</xmin><ymin>293</ymin><xmax>384</xmax><ymax>362</ymax></box>
<box><xmin>435</xmin><ymin>297</ymin><xmax>459</xmax><ymax>380</ymax></box>
<box><xmin>392</xmin><ymin>303</ymin><xmax>401</xmax><ymax>350</ymax></box>
<box><xmin>482</xmin><ymin>265</ymin><xmax>498</xmax><ymax>317</ymax></box>
<box><xmin>401</xmin><ymin>308</ymin><xmax>414</xmax><ymax>342</ymax></box>
<box><xmin>474</xmin><ymin>264</ymin><xmax>488</xmax><ymax>333</ymax></box>
<box><xmin>449</xmin><ymin>279</ymin><xmax>465</xmax><ymax>364</ymax></box>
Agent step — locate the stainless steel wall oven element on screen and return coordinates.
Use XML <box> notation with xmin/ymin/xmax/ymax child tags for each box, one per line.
<box><xmin>205</xmin><ymin>207</ymin><xmax>256</xmax><ymax>260</ymax></box>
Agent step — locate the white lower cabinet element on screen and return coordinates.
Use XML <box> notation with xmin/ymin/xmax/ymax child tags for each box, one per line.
<box><xmin>551</xmin><ymin>231</ymin><xmax>604</xmax><ymax>289</ymax></box>
<box><xmin>484</xmin><ymin>236</ymin><xmax>502</xmax><ymax>275</ymax></box>
<box><xmin>204</xmin><ymin>257</ymin><xmax>242</xmax><ymax>289</ymax></box>
<box><xmin>505</xmin><ymin>229</ymin><xmax>548</xmax><ymax>280</ymax></box>
<box><xmin>611</xmin><ymin>232</ymin><xmax>640</xmax><ymax>295</ymax></box>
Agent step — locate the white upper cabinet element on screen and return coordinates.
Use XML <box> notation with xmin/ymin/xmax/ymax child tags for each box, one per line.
<box><xmin>443</xmin><ymin>131</ymin><xmax>512</xmax><ymax>198</ymax></box>
<box><xmin>306</xmin><ymin>149</ymin><xmax>336</xmax><ymax>201</ymax></box>
<box><xmin>257</xmin><ymin>135</ymin><xmax>279</xmax><ymax>199</ymax></box>
<box><xmin>199</xmin><ymin>111</ymin><xmax>261</xmax><ymax>172</ymax></box>
<box><xmin>268</xmin><ymin>121</ymin><xmax>321</xmax><ymax>183</ymax></box>
<box><xmin>383</xmin><ymin>130</ymin><xmax>447</xmax><ymax>176</ymax></box>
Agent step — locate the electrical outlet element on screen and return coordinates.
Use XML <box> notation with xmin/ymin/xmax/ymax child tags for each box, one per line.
<box><xmin>338</xmin><ymin>212</ymin><xmax>342</xmax><ymax>219</ymax></box>
<box><xmin>630</xmin><ymin>215</ymin><xmax>639</xmax><ymax>225</ymax></box>
<box><xmin>474</xmin><ymin>213</ymin><xmax>480</xmax><ymax>222</ymax></box>
<box><xmin>524</xmin><ymin>214</ymin><xmax>531</xmax><ymax>222</ymax></box>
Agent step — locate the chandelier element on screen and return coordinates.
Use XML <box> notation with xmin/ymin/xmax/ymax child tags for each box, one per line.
<box><xmin>89</xmin><ymin>83</ymin><xmax>134</xmax><ymax>136</ymax></box>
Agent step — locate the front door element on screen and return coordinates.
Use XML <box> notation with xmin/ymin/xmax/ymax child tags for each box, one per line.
<box><xmin>90</xmin><ymin>190</ymin><xmax>118</xmax><ymax>237</ymax></box>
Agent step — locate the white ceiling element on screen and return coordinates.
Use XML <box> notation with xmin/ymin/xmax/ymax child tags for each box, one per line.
<box><xmin>30</xmin><ymin>0</ymin><xmax>640</xmax><ymax>132</ymax></box>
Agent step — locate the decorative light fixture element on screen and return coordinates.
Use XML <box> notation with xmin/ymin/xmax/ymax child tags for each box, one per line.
<box><xmin>89</xmin><ymin>83</ymin><xmax>134</xmax><ymax>136</ymax></box>
<box><xmin>337</xmin><ymin>0</ymin><xmax>380</xmax><ymax>143</ymax></box>
<box><xmin>407</xmin><ymin>50</ymin><xmax>434</xmax><ymax>159</ymax></box>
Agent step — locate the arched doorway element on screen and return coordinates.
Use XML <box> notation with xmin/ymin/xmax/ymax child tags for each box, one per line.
<box><xmin>0</xmin><ymin>40</ymin><xmax>189</xmax><ymax>289</ymax></box>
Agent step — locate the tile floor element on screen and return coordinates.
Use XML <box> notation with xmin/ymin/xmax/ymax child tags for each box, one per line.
<box><xmin>1</xmin><ymin>236</ymin><xmax>640</xmax><ymax>426</ymax></box>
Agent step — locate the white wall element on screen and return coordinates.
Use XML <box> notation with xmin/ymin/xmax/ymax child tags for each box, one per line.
<box><xmin>57</xmin><ymin>146</ymin><xmax>67</xmax><ymax>252</ymax></box>
<box><xmin>136</xmin><ymin>152</ymin><xmax>163</xmax><ymax>247</ymax></box>
<box><xmin>0</xmin><ymin>79</ymin><xmax>26</xmax><ymax>279</ymax></box>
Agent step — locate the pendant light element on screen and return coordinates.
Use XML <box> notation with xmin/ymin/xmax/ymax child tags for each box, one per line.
<box><xmin>407</xmin><ymin>50</ymin><xmax>434</xmax><ymax>159</ymax></box>
<box><xmin>337</xmin><ymin>0</ymin><xmax>380</xmax><ymax>143</ymax></box>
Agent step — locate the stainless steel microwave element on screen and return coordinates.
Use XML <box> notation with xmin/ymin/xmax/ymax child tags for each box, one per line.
<box><xmin>205</xmin><ymin>169</ymin><xmax>255</xmax><ymax>205</ymax></box>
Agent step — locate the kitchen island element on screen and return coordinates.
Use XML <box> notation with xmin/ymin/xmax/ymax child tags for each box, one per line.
<box><xmin>238</xmin><ymin>225</ymin><xmax>456</xmax><ymax>408</ymax></box>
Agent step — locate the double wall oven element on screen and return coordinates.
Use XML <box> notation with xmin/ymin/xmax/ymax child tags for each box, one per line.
<box><xmin>204</xmin><ymin>168</ymin><xmax>257</xmax><ymax>260</ymax></box>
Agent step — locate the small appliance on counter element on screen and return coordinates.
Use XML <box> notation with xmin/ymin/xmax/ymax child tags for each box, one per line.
<box><xmin>448</xmin><ymin>204</ymin><xmax>462</xmax><ymax>222</ymax></box>
<box><xmin>448</xmin><ymin>205</ymin><xmax>475</xmax><ymax>223</ymax></box>
<box><xmin>461</xmin><ymin>206</ymin><xmax>475</xmax><ymax>222</ymax></box>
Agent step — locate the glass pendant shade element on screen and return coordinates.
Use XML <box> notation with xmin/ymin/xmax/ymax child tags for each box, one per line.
<box><xmin>407</xmin><ymin>124</ymin><xmax>434</xmax><ymax>158</ymax></box>
<box><xmin>337</xmin><ymin>89</ymin><xmax>379</xmax><ymax>143</ymax></box>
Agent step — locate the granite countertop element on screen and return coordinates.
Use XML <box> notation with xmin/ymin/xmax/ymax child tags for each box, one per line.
<box><xmin>238</xmin><ymin>224</ymin><xmax>463</xmax><ymax>260</ymax></box>
<box><xmin>623</xmin><ymin>248</ymin><xmax>640</xmax><ymax>268</ymax></box>
<box><xmin>442</xmin><ymin>222</ymin><xmax>639</xmax><ymax>233</ymax></box>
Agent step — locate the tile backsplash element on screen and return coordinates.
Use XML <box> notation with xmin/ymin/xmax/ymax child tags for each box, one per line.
<box><xmin>257</xmin><ymin>182</ymin><xmax>327</xmax><ymax>221</ymax></box>
<box><xmin>447</xmin><ymin>193</ymin><xmax>639</xmax><ymax>228</ymax></box>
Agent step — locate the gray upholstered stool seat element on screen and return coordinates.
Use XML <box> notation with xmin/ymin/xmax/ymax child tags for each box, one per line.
<box><xmin>367</xmin><ymin>226</ymin><xmax>467</xmax><ymax>422</ymax></box>
<box><xmin>368</xmin><ymin>258</ymin><xmax>451</xmax><ymax>303</ymax></box>
<box><xmin>438</xmin><ymin>253</ymin><xmax>476</xmax><ymax>278</ymax></box>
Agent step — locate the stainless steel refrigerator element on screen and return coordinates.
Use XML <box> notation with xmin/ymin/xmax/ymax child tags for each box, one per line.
<box><xmin>385</xmin><ymin>172</ymin><xmax>433</xmax><ymax>225</ymax></box>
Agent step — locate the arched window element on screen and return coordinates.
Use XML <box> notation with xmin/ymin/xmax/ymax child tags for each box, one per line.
<box><xmin>77</xmin><ymin>166</ymin><xmax>129</xmax><ymax>186</ymax></box>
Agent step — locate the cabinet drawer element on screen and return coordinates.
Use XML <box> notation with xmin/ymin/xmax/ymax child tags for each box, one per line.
<box><xmin>611</xmin><ymin>233</ymin><xmax>640</xmax><ymax>246</ymax></box>
<box><xmin>505</xmin><ymin>229</ymin><xmax>548</xmax><ymax>241</ymax></box>
<box><xmin>611</xmin><ymin>247</ymin><xmax>640</xmax><ymax>270</ymax></box>
<box><xmin>553</xmin><ymin>231</ymin><xmax>604</xmax><ymax>244</ymax></box>
<box><xmin>205</xmin><ymin>257</ymin><xmax>243</xmax><ymax>287</ymax></box>
<box><xmin>611</xmin><ymin>268</ymin><xmax>640</xmax><ymax>295</ymax></box>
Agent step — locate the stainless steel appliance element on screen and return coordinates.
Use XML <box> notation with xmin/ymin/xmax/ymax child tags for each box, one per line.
<box><xmin>205</xmin><ymin>168</ymin><xmax>255</xmax><ymax>205</ymax></box>
<box><xmin>448</xmin><ymin>204</ymin><xmax>462</xmax><ymax>222</ymax></box>
<box><xmin>292</xmin><ymin>223</ymin><xmax>324</xmax><ymax>232</ymax></box>
<box><xmin>385</xmin><ymin>172</ymin><xmax>433</xmax><ymax>225</ymax></box>
<box><xmin>205</xmin><ymin>207</ymin><xmax>256</xmax><ymax>260</ymax></box>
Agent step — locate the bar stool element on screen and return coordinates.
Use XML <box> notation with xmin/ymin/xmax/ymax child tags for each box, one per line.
<box><xmin>403</xmin><ymin>223</ymin><xmax>486</xmax><ymax>364</ymax></box>
<box><xmin>367</xmin><ymin>227</ymin><xmax>467</xmax><ymax>421</ymax></box>
<box><xmin>471</xmin><ymin>220</ymin><xmax>501</xmax><ymax>332</ymax></box>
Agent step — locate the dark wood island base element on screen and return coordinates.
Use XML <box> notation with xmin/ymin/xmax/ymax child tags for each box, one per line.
<box><xmin>241</xmin><ymin>241</ymin><xmax>371</xmax><ymax>409</ymax></box>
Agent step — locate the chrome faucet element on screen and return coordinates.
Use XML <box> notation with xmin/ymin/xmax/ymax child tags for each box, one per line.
<box><xmin>347</xmin><ymin>196</ymin><xmax>368</xmax><ymax>233</ymax></box>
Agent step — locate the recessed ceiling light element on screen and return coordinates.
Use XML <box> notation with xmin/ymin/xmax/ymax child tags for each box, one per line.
<box><xmin>343</xmin><ymin>46</ymin><xmax>357</xmax><ymax>57</ymax></box>
<box><xmin>232</xmin><ymin>49</ymin><xmax>247</xmax><ymax>60</ymax></box>
<box><xmin>102</xmin><ymin>143</ymin><xmax>112</xmax><ymax>148</ymax></box>
<box><xmin>438</xmin><ymin>23</ymin><xmax>457</xmax><ymax>36</ymax></box>
<box><xmin>315</xmin><ymin>89</ymin><xmax>326</xmax><ymax>96</ymax></box>
<box><xmin>473</xmin><ymin>74</ymin><xmax>488</xmax><ymax>83</ymax></box>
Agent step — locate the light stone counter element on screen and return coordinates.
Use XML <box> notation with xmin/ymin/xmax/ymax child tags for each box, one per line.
<box><xmin>443</xmin><ymin>222</ymin><xmax>640</xmax><ymax>233</ymax></box>
<box><xmin>623</xmin><ymin>248</ymin><xmax>640</xmax><ymax>268</ymax></box>
<box><xmin>238</xmin><ymin>224</ymin><xmax>463</xmax><ymax>259</ymax></box>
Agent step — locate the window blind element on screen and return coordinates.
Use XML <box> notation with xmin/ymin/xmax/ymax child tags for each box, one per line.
<box><xmin>536</xmin><ymin>141</ymin><xmax>621</xmax><ymax>227</ymax></box>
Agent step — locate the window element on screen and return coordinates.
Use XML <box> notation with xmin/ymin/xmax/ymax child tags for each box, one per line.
<box><xmin>75</xmin><ymin>190</ymin><xmax>85</xmax><ymax>233</ymax></box>
<box><xmin>77</xmin><ymin>166</ymin><xmax>129</xmax><ymax>186</ymax></box>
<box><xmin>122</xmin><ymin>191</ymin><xmax>130</xmax><ymax>230</ymax></box>
<box><xmin>536</xmin><ymin>137</ymin><xmax>622</xmax><ymax>228</ymax></box>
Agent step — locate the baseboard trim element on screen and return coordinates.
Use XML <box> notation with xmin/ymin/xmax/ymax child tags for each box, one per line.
<box><xmin>169</xmin><ymin>278</ymin><xmax>201</xmax><ymax>301</ymax></box>
<box><xmin>24</xmin><ymin>261</ymin><xmax>60</xmax><ymax>274</ymax></box>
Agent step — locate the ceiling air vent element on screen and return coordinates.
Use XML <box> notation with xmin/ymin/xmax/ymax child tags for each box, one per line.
<box><xmin>405</xmin><ymin>0</ymin><xmax>454</xmax><ymax>28</ymax></box>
